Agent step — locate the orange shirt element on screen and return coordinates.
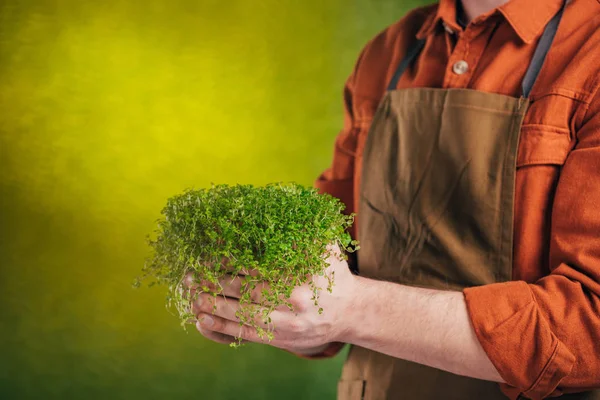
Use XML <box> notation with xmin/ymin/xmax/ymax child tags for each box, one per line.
<box><xmin>314</xmin><ymin>0</ymin><xmax>600</xmax><ymax>398</ymax></box>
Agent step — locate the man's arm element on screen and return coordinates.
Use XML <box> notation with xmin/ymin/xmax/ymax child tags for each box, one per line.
<box><xmin>342</xmin><ymin>278</ymin><xmax>504</xmax><ymax>382</ymax></box>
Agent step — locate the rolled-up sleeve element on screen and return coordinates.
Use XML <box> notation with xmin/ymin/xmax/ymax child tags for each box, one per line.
<box><xmin>464</xmin><ymin>91</ymin><xmax>600</xmax><ymax>399</ymax></box>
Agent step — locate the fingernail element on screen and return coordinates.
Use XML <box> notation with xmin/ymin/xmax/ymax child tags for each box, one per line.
<box><xmin>200</xmin><ymin>316</ymin><xmax>214</xmax><ymax>327</ymax></box>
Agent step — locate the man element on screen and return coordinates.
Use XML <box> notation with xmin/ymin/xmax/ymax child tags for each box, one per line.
<box><xmin>185</xmin><ymin>0</ymin><xmax>600</xmax><ymax>398</ymax></box>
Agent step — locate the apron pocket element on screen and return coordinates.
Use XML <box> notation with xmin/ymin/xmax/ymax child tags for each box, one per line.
<box><xmin>337</xmin><ymin>379</ymin><xmax>366</xmax><ymax>400</ymax></box>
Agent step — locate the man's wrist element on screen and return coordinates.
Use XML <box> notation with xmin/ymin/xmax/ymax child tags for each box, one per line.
<box><xmin>336</xmin><ymin>274</ymin><xmax>378</xmax><ymax>346</ymax></box>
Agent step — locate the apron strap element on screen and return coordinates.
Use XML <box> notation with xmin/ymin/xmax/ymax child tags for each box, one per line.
<box><xmin>386</xmin><ymin>0</ymin><xmax>567</xmax><ymax>98</ymax></box>
<box><xmin>386</xmin><ymin>38</ymin><xmax>426</xmax><ymax>92</ymax></box>
<box><xmin>521</xmin><ymin>0</ymin><xmax>567</xmax><ymax>98</ymax></box>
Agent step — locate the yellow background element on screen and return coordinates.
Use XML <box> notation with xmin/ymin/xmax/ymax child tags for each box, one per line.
<box><xmin>0</xmin><ymin>1</ymin><xmax>427</xmax><ymax>398</ymax></box>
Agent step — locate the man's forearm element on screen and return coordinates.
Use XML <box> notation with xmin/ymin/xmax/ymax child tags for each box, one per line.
<box><xmin>341</xmin><ymin>276</ymin><xmax>505</xmax><ymax>383</ymax></box>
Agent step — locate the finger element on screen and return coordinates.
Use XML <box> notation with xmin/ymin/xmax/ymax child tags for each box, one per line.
<box><xmin>217</xmin><ymin>274</ymin><xmax>243</xmax><ymax>298</ymax></box>
<box><xmin>182</xmin><ymin>272</ymin><xmax>232</xmax><ymax>296</ymax></box>
<box><xmin>185</xmin><ymin>273</ymin><xmax>269</xmax><ymax>303</ymax></box>
<box><xmin>192</xmin><ymin>292</ymin><xmax>270</xmax><ymax>328</ymax></box>
<box><xmin>324</xmin><ymin>242</ymin><xmax>345</xmax><ymax>265</ymax></box>
<box><xmin>182</xmin><ymin>271</ymin><xmax>217</xmax><ymax>292</ymax></box>
<box><xmin>182</xmin><ymin>257</ymin><xmax>232</xmax><ymax>290</ymax></box>
<box><xmin>192</xmin><ymin>293</ymin><xmax>250</xmax><ymax>325</ymax></box>
<box><xmin>196</xmin><ymin>313</ymin><xmax>270</xmax><ymax>344</ymax></box>
<box><xmin>220</xmin><ymin>276</ymin><xmax>270</xmax><ymax>303</ymax></box>
<box><xmin>193</xmin><ymin>293</ymin><xmax>280</xmax><ymax>331</ymax></box>
<box><xmin>236</xmin><ymin>267</ymin><xmax>261</xmax><ymax>277</ymax></box>
<box><xmin>196</xmin><ymin>321</ymin><xmax>248</xmax><ymax>346</ymax></box>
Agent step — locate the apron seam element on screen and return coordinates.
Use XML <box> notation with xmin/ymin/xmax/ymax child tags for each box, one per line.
<box><xmin>498</xmin><ymin>105</ymin><xmax>522</xmax><ymax>282</ymax></box>
<box><xmin>387</xmin><ymin>98</ymin><xmax>525</xmax><ymax>114</ymax></box>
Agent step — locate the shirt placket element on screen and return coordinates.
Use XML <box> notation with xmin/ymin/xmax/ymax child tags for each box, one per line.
<box><xmin>443</xmin><ymin>21</ymin><xmax>497</xmax><ymax>89</ymax></box>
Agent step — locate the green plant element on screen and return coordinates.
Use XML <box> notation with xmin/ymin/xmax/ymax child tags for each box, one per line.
<box><xmin>134</xmin><ymin>182</ymin><xmax>358</xmax><ymax>345</ymax></box>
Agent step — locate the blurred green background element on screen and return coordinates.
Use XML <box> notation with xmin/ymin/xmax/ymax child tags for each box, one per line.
<box><xmin>0</xmin><ymin>1</ymin><xmax>427</xmax><ymax>399</ymax></box>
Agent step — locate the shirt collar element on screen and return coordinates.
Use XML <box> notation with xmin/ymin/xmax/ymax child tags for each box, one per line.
<box><xmin>417</xmin><ymin>0</ymin><xmax>566</xmax><ymax>44</ymax></box>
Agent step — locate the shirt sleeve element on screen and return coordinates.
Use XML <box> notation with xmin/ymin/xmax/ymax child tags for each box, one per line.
<box><xmin>313</xmin><ymin>59</ymin><xmax>361</xmax><ymax>232</ymax></box>
<box><xmin>463</xmin><ymin>90</ymin><xmax>600</xmax><ymax>399</ymax></box>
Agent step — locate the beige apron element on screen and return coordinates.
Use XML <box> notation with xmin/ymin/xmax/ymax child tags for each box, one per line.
<box><xmin>336</xmin><ymin>2</ymin><xmax>596</xmax><ymax>399</ymax></box>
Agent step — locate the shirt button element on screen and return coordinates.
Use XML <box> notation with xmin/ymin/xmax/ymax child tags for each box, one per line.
<box><xmin>452</xmin><ymin>60</ymin><xmax>469</xmax><ymax>75</ymax></box>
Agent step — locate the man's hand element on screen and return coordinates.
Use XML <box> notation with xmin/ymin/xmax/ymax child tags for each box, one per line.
<box><xmin>182</xmin><ymin>243</ymin><xmax>357</xmax><ymax>354</ymax></box>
